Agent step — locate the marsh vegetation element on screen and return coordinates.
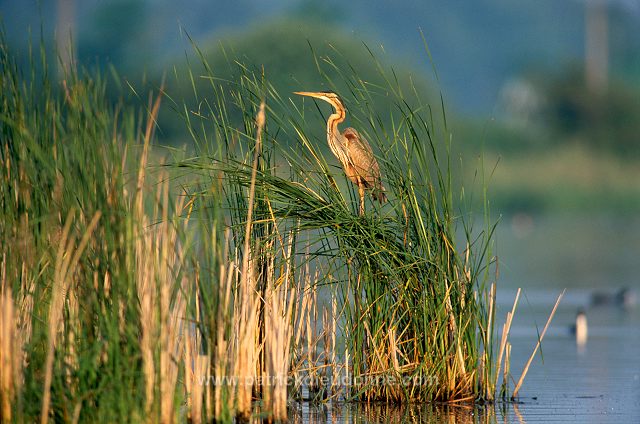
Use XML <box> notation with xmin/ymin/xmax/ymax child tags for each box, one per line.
<box><xmin>0</xmin><ymin>36</ymin><xmax>560</xmax><ymax>423</ymax></box>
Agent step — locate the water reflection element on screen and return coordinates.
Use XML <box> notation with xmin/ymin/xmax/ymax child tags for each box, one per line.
<box><xmin>287</xmin><ymin>401</ymin><xmax>526</xmax><ymax>424</ymax></box>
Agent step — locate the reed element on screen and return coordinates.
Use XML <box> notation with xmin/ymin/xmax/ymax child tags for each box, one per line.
<box><xmin>263</xmin><ymin>240</ymin><xmax>296</xmax><ymax>421</ymax></box>
<box><xmin>0</xmin><ymin>257</ymin><xmax>20</xmax><ymax>422</ymax></box>
<box><xmin>512</xmin><ymin>290</ymin><xmax>564</xmax><ymax>398</ymax></box>
<box><xmin>135</xmin><ymin>178</ymin><xmax>190</xmax><ymax>424</ymax></box>
<box><xmin>41</xmin><ymin>210</ymin><xmax>101</xmax><ymax>424</ymax></box>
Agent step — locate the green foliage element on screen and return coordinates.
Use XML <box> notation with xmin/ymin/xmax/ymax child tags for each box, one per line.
<box><xmin>538</xmin><ymin>67</ymin><xmax>640</xmax><ymax>157</ymax></box>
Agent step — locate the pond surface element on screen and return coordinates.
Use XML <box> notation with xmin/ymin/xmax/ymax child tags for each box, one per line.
<box><xmin>293</xmin><ymin>214</ymin><xmax>640</xmax><ymax>422</ymax></box>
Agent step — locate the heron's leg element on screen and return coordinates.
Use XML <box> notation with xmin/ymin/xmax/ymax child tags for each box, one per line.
<box><xmin>358</xmin><ymin>184</ymin><xmax>365</xmax><ymax>216</ymax></box>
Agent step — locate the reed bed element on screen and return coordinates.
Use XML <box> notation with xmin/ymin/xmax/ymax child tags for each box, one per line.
<box><xmin>0</xmin><ymin>34</ymin><xmax>558</xmax><ymax>423</ymax></box>
<box><xmin>168</xmin><ymin>45</ymin><xmax>503</xmax><ymax>404</ymax></box>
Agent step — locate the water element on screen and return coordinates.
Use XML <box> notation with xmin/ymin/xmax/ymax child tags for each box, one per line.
<box><xmin>491</xmin><ymin>214</ymin><xmax>640</xmax><ymax>421</ymax></box>
<box><xmin>293</xmin><ymin>214</ymin><xmax>640</xmax><ymax>422</ymax></box>
<box><xmin>492</xmin><ymin>289</ymin><xmax>640</xmax><ymax>423</ymax></box>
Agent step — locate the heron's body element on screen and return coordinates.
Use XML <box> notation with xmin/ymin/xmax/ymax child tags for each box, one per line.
<box><xmin>295</xmin><ymin>91</ymin><xmax>386</xmax><ymax>214</ymax></box>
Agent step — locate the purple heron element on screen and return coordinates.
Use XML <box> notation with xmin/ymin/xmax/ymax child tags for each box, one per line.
<box><xmin>294</xmin><ymin>91</ymin><xmax>387</xmax><ymax>215</ymax></box>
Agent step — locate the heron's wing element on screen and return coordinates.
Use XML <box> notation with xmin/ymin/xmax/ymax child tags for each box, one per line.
<box><xmin>342</xmin><ymin>127</ymin><xmax>383</xmax><ymax>188</ymax></box>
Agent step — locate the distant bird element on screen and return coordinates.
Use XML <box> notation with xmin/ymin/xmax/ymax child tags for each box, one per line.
<box><xmin>570</xmin><ymin>308</ymin><xmax>588</xmax><ymax>348</ymax></box>
<box><xmin>590</xmin><ymin>287</ymin><xmax>637</xmax><ymax>309</ymax></box>
<box><xmin>294</xmin><ymin>91</ymin><xmax>386</xmax><ymax>215</ymax></box>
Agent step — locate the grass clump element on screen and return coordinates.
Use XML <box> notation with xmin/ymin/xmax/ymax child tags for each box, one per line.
<box><xmin>168</xmin><ymin>39</ymin><xmax>504</xmax><ymax>404</ymax></box>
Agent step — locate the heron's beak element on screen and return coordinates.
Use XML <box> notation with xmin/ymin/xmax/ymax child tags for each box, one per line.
<box><xmin>294</xmin><ymin>91</ymin><xmax>325</xmax><ymax>99</ymax></box>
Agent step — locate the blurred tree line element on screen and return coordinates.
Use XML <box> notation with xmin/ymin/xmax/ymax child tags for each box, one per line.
<box><xmin>537</xmin><ymin>67</ymin><xmax>640</xmax><ymax>157</ymax></box>
<box><xmin>3</xmin><ymin>0</ymin><xmax>640</xmax><ymax>157</ymax></box>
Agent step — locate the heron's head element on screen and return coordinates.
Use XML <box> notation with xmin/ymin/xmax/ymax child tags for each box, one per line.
<box><xmin>294</xmin><ymin>91</ymin><xmax>344</xmax><ymax>113</ymax></box>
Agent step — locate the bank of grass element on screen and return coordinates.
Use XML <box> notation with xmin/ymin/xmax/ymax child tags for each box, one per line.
<box><xmin>1</xmin><ymin>36</ymin><xmax>556</xmax><ymax>422</ymax></box>
<box><xmin>484</xmin><ymin>143</ymin><xmax>640</xmax><ymax>213</ymax></box>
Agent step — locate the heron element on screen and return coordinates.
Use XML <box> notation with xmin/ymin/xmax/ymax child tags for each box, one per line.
<box><xmin>294</xmin><ymin>91</ymin><xmax>387</xmax><ymax>215</ymax></box>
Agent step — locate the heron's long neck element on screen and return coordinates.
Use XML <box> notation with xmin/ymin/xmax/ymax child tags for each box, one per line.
<box><xmin>326</xmin><ymin>109</ymin><xmax>346</xmax><ymax>160</ymax></box>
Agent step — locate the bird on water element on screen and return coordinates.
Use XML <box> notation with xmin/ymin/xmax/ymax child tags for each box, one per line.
<box><xmin>570</xmin><ymin>308</ymin><xmax>588</xmax><ymax>348</ymax></box>
<box><xmin>294</xmin><ymin>91</ymin><xmax>386</xmax><ymax>215</ymax></box>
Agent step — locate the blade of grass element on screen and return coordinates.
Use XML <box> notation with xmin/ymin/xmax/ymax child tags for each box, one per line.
<box><xmin>512</xmin><ymin>289</ymin><xmax>565</xmax><ymax>398</ymax></box>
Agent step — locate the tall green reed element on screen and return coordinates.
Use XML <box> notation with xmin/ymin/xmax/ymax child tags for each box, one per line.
<box><xmin>0</xmin><ymin>34</ymin><xmax>196</xmax><ymax>422</ymax></box>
